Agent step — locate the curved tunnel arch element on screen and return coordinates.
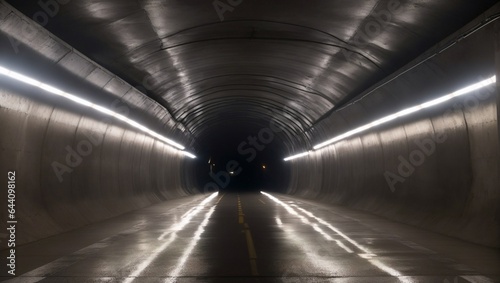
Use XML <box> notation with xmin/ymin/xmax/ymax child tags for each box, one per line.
<box><xmin>160</xmin><ymin>73</ymin><xmax>334</xmax><ymax>100</ymax></box>
<box><xmin>0</xmin><ymin>0</ymin><xmax>499</xmax><ymax>253</ymax></box>
<box><xmin>171</xmin><ymin>81</ymin><xmax>336</xmax><ymax>106</ymax></box>
<box><xmin>129</xmin><ymin>18</ymin><xmax>383</xmax><ymax>68</ymax></box>
<box><xmin>175</xmin><ymin>91</ymin><xmax>319</xmax><ymax>125</ymax></box>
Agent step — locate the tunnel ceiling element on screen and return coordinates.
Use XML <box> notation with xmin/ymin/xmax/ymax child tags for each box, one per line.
<box><xmin>6</xmin><ymin>0</ymin><xmax>498</xmax><ymax>148</ymax></box>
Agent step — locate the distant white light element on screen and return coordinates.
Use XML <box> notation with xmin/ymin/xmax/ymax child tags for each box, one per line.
<box><xmin>0</xmin><ymin>65</ymin><xmax>197</xmax><ymax>157</ymax></box>
<box><xmin>182</xmin><ymin>151</ymin><xmax>197</xmax><ymax>159</ymax></box>
<box><xmin>275</xmin><ymin>217</ymin><xmax>282</xmax><ymax>226</ymax></box>
<box><xmin>283</xmin><ymin>76</ymin><xmax>496</xmax><ymax>161</ymax></box>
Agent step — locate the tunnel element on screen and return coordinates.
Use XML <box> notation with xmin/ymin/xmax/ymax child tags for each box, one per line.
<box><xmin>1</xmin><ymin>0</ymin><xmax>500</xmax><ymax>282</ymax></box>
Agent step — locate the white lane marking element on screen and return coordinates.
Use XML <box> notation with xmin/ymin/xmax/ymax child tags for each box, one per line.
<box><xmin>157</xmin><ymin>192</ymin><xmax>218</xmax><ymax>240</ymax></box>
<box><xmin>124</xmin><ymin>192</ymin><xmax>218</xmax><ymax>283</ymax></box>
<box><xmin>271</xmin><ymin>194</ymin><xmax>496</xmax><ymax>283</ymax></box>
<box><xmin>164</xmin><ymin>205</ymin><xmax>217</xmax><ymax>283</ymax></box>
<box><xmin>5</xmin><ymin>194</ymin><xmax>215</xmax><ymax>282</ymax></box>
<box><xmin>261</xmin><ymin>192</ymin><xmax>411</xmax><ymax>282</ymax></box>
<box><xmin>180</xmin><ymin>207</ymin><xmax>196</xmax><ymax>219</ymax></box>
<box><xmin>261</xmin><ymin>192</ymin><xmax>353</xmax><ymax>253</ymax></box>
<box><xmin>122</xmin><ymin>233</ymin><xmax>177</xmax><ymax>283</ymax></box>
<box><xmin>303</xmin><ymin>200</ymin><xmax>440</xmax><ymax>258</ymax></box>
<box><xmin>290</xmin><ymin>204</ymin><xmax>371</xmax><ymax>254</ymax></box>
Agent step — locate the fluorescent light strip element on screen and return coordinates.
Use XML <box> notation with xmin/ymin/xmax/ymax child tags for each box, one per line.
<box><xmin>283</xmin><ymin>151</ymin><xmax>310</xmax><ymax>161</ymax></box>
<box><xmin>284</xmin><ymin>76</ymin><xmax>496</xmax><ymax>161</ymax></box>
<box><xmin>0</xmin><ymin>65</ymin><xmax>197</xmax><ymax>158</ymax></box>
<box><xmin>182</xmin><ymin>151</ymin><xmax>197</xmax><ymax>159</ymax></box>
<box><xmin>314</xmin><ymin>76</ymin><xmax>495</xmax><ymax>150</ymax></box>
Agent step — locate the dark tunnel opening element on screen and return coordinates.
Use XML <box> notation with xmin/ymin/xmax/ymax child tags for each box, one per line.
<box><xmin>192</xmin><ymin>120</ymin><xmax>291</xmax><ymax>193</ymax></box>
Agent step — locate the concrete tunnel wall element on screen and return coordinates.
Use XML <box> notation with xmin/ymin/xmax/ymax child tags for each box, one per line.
<box><xmin>0</xmin><ymin>89</ymin><xmax>194</xmax><ymax>244</ymax></box>
<box><xmin>286</xmin><ymin>10</ymin><xmax>500</xmax><ymax>248</ymax></box>
<box><xmin>0</xmin><ymin>3</ymin><xmax>200</xmax><ymax>245</ymax></box>
<box><xmin>1</xmin><ymin>1</ymin><xmax>499</xmax><ymax>249</ymax></box>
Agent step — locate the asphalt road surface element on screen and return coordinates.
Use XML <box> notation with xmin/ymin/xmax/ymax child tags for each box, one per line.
<box><xmin>1</xmin><ymin>192</ymin><xmax>499</xmax><ymax>282</ymax></box>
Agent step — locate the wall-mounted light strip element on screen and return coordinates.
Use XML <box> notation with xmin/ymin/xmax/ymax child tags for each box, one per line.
<box><xmin>0</xmin><ymin>65</ymin><xmax>197</xmax><ymax>159</ymax></box>
<box><xmin>284</xmin><ymin>76</ymin><xmax>496</xmax><ymax>161</ymax></box>
<box><xmin>182</xmin><ymin>151</ymin><xmax>197</xmax><ymax>159</ymax></box>
<box><xmin>283</xmin><ymin>151</ymin><xmax>310</xmax><ymax>161</ymax></box>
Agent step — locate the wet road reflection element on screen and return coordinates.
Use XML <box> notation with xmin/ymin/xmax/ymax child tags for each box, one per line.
<box><xmin>2</xmin><ymin>192</ymin><xmax>499</xmax><ymax>282</ymax></box>
<box><xmin>165</xmin><ymin>205</ymin><xmax>216</xmax><ymax>283</ymax></box>
<box><xmin>262</xmin><ymin>191</ymin><xmax>406</xmax><ymax>281</ymax></box>
<box><xmin>123</xmin><ymin>192</ymin><xmax>218</xmax><ymax>283</ymax></box>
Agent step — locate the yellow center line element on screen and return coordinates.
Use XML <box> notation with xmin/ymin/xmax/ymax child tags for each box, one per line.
<box><xmin>243</xmin><ymin>223</ymin><xmax>257</xmax><ymax>259</ymax></box>
<box><xmin>238</xmin><ymin>197</ymin><xmax>259</xmax><ymax>276</ymax></box>
<box><xmin>243</xmin><ymin>224</ymin><xmax>258</xmax><ymax>275</ymax></box>
<box><xmin>237</xmin><ymin>195</ymin><xmax>244</xmax><ymax>224</ymax></box>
